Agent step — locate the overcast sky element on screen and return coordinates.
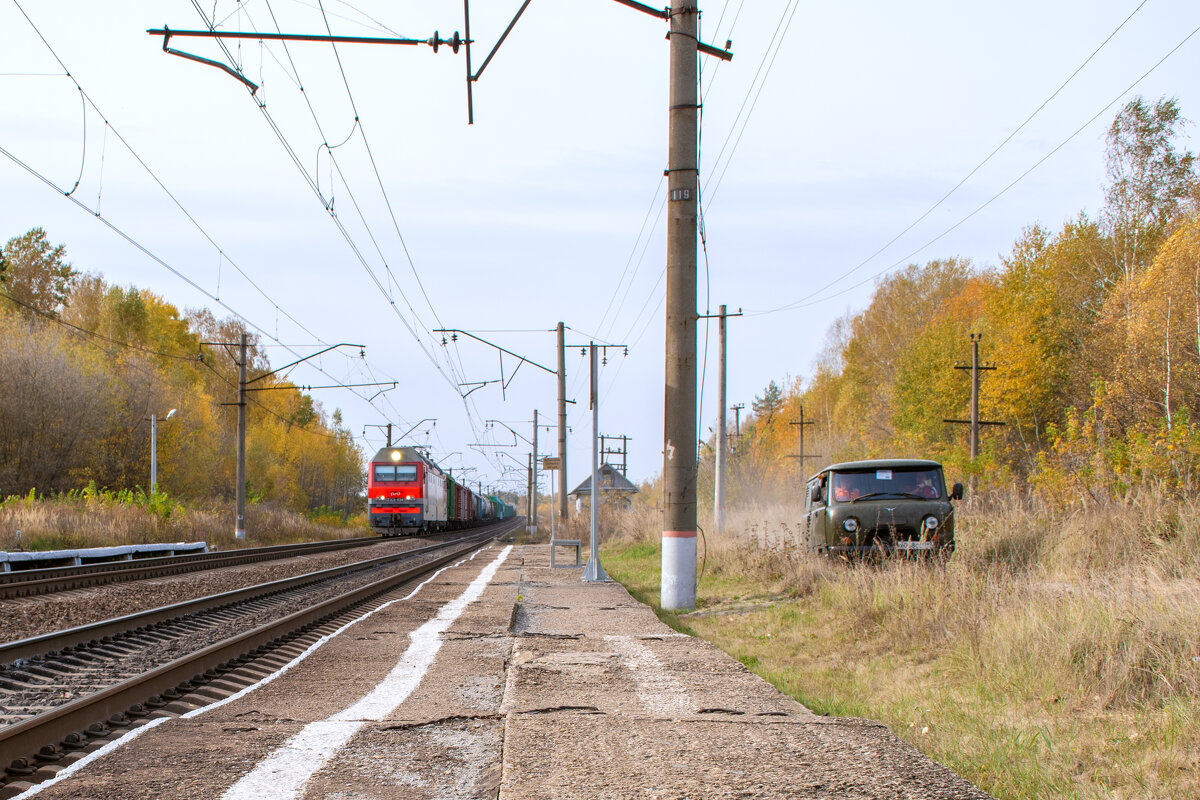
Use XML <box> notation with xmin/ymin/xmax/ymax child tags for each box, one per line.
<box><xmin>2</xmin><ymin>0</ymin><xmax>1198</xmax><ymax>498</ymax></box>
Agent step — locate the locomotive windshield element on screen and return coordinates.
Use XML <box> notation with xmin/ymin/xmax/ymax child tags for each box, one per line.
<box><xmin>831</xmin><ymin>467</ymin><xmax>943</xmax><ymax>502</ymax></box>
<box><xmin>373</xmin><ymin>464</ymin><xmax>418</xmax><ymax>482</ymax></box>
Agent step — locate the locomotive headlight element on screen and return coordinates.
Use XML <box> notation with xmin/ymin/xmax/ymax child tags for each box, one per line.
<box><xmin>843</xmin><ymin>517</ymin><xmax>859</xmax><ymax>533</ymax></box>
<box><xmin>390</xmin><ymin>450</ymin><xmax>402</xmax><ymax>461</ymax></box>
<box><xmin>922</xmin><ymin>515</ymin><xmax>939</xmax><ymax>531</ymax></box>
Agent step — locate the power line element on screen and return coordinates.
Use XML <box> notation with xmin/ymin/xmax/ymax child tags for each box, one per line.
<box><xmin>595</xmin><ymin>176</ymin><xmax>665</xmax><ymax>342</ymax></box>
<box><xmin>317</xmin><ymin>0</ymin><xmax>448</xmax><ymax>335</ymax></box>
<box><xmin>0</xmin><ymin>133</ymin><xmax>397</xmax><ymax>428</ymax></box>
<box><xmin>703</xmin><ymin>0</ymin><xmax>800</xmax><ymax>210</ymax></box>
<box><xmin>752</xmin><ymin>16</ymin><xmax>1200</xmax><ymax>315</ymax></box>
<box><xmin>198</xmin><ymin>357</ymin><xmax>350</xmax><ymax>442</ymax></box>
<box><xmin>0</xmin><ymin>292</ymin><xmax>200</xmax><ymax>362</ymax></box>
<box><xmin>10</xmin><ymin>0</ymin><xmax>333</xmax><ymax>352</ymax></box>
<box><xmin>754</xmin><ymin>0</ymin><xmax>1164</xmax><ymax>315</ymax></box>
<box><xmin>6</xmin><ymin>0</ymin><xmax>395</xmax><ymax>425</ymax></box>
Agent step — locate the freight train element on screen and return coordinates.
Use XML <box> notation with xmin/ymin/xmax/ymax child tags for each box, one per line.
<box><xmin>367</xmin><ymin>446</ymin><xmax>515</xmax><ymax>535</ymax></box>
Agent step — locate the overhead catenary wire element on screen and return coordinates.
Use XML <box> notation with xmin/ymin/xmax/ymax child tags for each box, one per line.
<box><xmin>254</xmin><ymin>6</ymin><xmax>497</xmax><ymax>470</ymax></box>
<box><xmin>9</xmin><ymin>0</ymin><xmax>348</xmax><ymax>362</ymax></box>
<box><xmin>203</xmin><ymin>0</ymin><xmax>483</xmax><ymax>424</ymax></box>
<box><xmin>5</xmin><ymin>4</ymin><xmax>414</xmax><ymax>434</ymax></box>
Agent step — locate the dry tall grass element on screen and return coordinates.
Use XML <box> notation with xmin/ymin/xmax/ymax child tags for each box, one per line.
<box><xmin>0</xmin><ymin>496</ymin><xmax>364</xmax><ymax>552</ymax></box>
<box><xmin>600</xmin><ymin>491</ymin><xmax>1200</xmax><ymax>799</ymax></box>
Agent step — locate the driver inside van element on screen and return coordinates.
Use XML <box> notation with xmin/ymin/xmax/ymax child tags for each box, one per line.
<box><xmin>833</xmin><ymin>476</ymin><xmax>860</xmax><ymax>501</ymax></box>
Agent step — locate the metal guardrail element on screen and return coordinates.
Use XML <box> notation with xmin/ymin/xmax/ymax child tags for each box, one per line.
<box><xmin>0</xmin><ymin>537</ymin><xmax>385</xmax><ymax>599</ymax></box>
<box><xmin>0</xmin><ymin>542</ymin><xmax>209</xmax><ymax>571</ymax></box>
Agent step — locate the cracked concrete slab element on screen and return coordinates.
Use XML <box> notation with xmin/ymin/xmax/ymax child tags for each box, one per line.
<box><xmin>20</xmin><ymin>542</ymin><xmax>994</xmax><ymax>800</ymax></box>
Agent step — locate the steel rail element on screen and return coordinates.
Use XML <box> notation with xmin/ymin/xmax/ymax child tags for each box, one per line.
<box><xmin>0</xmin><ymin>519</ymin><xmax>520</xmax><ymax>773</ymax></box>
<box><xmin>1</xmin><ymin>525</ymin><xmax>504</xmax><ymax>661</ymax></box>
<box><xmin>0</xmin><ymin>536</ymin><xmax>393</xmax><ymax>600</ymax></box>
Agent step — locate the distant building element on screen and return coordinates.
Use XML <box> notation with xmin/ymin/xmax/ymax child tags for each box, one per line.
<box><xmin>568</xmin><ymin>464</ymin><xmax>639</xmax><ymax>512</ymax></box>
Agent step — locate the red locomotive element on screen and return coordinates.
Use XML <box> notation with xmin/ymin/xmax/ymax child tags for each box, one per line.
<box><xmin>367</xmin><ymin>447</ymin><xmax>514</xmax><ymax>534</ymax></box>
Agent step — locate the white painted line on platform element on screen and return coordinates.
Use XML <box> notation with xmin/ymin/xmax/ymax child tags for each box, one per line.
<box><xmin>9</xmin><ymin>545</ymin><xmax>506</xmax><ymax>800</ymax></box>
<box><xmin>220</xmin><ymin>544</ymin><xmax>512</xmax><ymax>800</ymax></box>
<box><xmin>604</xmin><ymin>635</ymin><xmax>691</xmax><ymax>716</ymax></box>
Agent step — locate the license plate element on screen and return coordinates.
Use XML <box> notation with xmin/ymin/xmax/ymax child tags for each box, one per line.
<box><xmin>895</xmin><ymin>541</ymin><xmax>935</xmax><ymax>551</ymax></box>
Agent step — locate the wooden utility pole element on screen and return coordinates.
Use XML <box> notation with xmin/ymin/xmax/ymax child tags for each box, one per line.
<box><xmin>944</xmin><ymin>333</ymin><xmax>1003</xmax><ymax>460</ymax></box>
<box><xmin>730</xmin><ymin>403</ymin><xmax>745</xmax><ymax>453</ymax></box>
<box><xmin>788</xmin><ymin>406</ymin><xmax>821</xmax><ymax>477</ymax></box>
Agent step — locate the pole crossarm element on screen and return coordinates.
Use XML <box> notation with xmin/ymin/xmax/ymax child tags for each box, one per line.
<box><xmin>466</xmin><ymin>0</ymin><xmax>533</xmax><ymax>83</ymax></box>
<box><xmin>436</xmin><ymin>329</ymin><xmax>555</xmax><ymax>374</ymax></box>
<box><xmin>148</xmin><ymin>27</ymin><xmax>463</xmax><ymax>48</ymax></box>
<box><xmin>156</xmin><ymin>36</ymin><xmax>259</xmax><ymax>93</ymax></box>
<box><xmin>606</xmin><ymin>0</ymin><xmax>734</xmax><ymax>60</ymax></box>
<box><xmin>610</xmin><ymin>0</ymin><xmax>668</xmax><ymax>19</ymax></box>
<box><xmin>149</xmin><ymin>26</ymin><xmax>466</xmax><ymax>95</ymax></box>
<box><xmin>698</xmin><ymin>309</ymin><xmax>742</xmax><ymax>320</ymax></box>
<box><xmin>247</xmin><ymin>343</ymin><xmax>365</xmax><ymax>385</ymax></box>
<box><xmin>246</xmin><ymin>381</ymin><xmax>393</xmax><ymax>392</ymax></box>
<box><xmin>943</xmin><ymin>419</ymin><xmax>1006</xmax><ymax>426</ymax></box>
<box><xmin>486</xmin><ymin>419</ymin><xmax>533</xmax><ymax>446</ymax></box>
<box><xmin>497</xmin><ymin>450</ymin><xmax>528</xmax><ymax>470</ymax></box>
<box><xmin>459</xmin><ymin>379</ymin><xmax>500</xmax><ymax>397</ymax></box>
<box><xmin>395</xmin><ymin>418</ymin><xmax>437</xmax><ymax>442</ymax></box>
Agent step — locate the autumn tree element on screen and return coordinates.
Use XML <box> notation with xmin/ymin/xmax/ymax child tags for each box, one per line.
<box><xmin>0</xmin><ymin>228</ymin><xmax>77</xmax><ymax>316</ymax></box>
<box><xmin>752</xmin><ymin>380</ymin><xmax>783</xmax><ymax>424</ymax></box>
<box><xmin>1103</xmin><ymin>96</ymin><xmax>1197</xmax><ymax>281</ymax></box>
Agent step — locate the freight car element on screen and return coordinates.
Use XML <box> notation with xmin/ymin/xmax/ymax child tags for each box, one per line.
<box><xmin>367</xmin><ymin>447</ymin><xmax>514</xmax><ymax>535</ymax></box>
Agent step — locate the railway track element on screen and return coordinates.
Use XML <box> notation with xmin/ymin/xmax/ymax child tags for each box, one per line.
<box><xmin>0</xmin><ymin>536</ymin><xmax>392</xmax><ymax>600</ymax></box>
<box><xmin>0</xmin><ymin>519</ymin><xmax>521</xmax><ymax>791</ymax></box>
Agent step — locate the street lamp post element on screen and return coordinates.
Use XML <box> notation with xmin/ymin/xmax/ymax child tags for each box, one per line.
<box><xmin>150</xmin><ymin>408</ymin><xmax>177</xmax><ymax>494</ymax></box>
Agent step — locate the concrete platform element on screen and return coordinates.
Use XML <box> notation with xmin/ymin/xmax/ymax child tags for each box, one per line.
<box><xmin>17</xmin><ymin>543</ymin><xmax>994</xmax><ymax>800</ymax></box>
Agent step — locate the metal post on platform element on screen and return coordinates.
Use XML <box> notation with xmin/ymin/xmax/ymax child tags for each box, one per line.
<box><xmin>548</xmin><ymin>464</ymin><xmax>556</xmax><ymax>541</ymax></box>
<box><xmin>583</xmin><ymin>343</ymin><xmax>610</xmax><ymax>582</ymax></box>
<box><xmin>531</xmin><ymin>409</ymin><xmax>539</xmax><ymax>536</ymax></box>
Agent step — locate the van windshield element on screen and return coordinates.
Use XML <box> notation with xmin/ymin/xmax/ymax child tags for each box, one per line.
<box><xmin>831</xmin><ymin>467</ymin><xmax>943</xmax><ymax>502</ymax></box>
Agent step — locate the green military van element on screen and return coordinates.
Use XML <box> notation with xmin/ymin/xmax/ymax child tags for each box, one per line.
<box><xmin>804</xmin><ymin>459</ymin><xmax>962</xmax><ymax>557</ymax></box>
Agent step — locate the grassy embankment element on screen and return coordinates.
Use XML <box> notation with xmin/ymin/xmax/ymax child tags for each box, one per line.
<box><xmin>0</xmin><ymin>487</ymin><xmax>365</xmax><ymax>552</ymax></box>
<box><xmin>583</xmin><ymin>497</ymin><xmax>1199</xmax><ymax>800</ymax></box>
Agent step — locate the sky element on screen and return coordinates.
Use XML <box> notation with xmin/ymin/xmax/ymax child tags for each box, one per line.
<box><xmin>2</xmin><ymin>0</ymin><xmax>1198</xmax><ymax>501</ymax></box>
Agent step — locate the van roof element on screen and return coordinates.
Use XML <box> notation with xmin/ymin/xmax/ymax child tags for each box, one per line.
<box><xmin>806</xmin><ymin>458</ymin><xmax>943</xmax><ymax>483</ymax></box>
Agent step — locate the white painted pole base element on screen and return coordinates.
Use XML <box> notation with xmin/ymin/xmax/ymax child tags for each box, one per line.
<box><xmin>661</xmin><ymin>532</ymin><xmax>696</xmax><ymax>611</ymax></box>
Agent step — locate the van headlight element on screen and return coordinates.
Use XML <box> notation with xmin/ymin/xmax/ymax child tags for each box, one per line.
<box><xmin>922</xmin><ymin>515</ymin><xmax>939</xmax><ymax>531</ymax></box>
<box><xmin>843</xmin><ymin>517</ymin><xmax>859</xmax><ymax>533</ymax></box>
